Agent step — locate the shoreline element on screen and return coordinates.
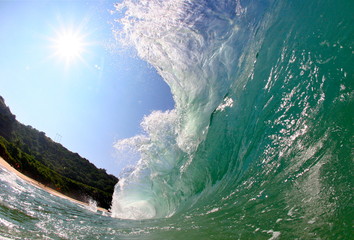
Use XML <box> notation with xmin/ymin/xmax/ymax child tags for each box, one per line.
<box><xmin>0</xmin><ymin>156</ymin><xmax>109</xmax><ymax>213</ymax></box>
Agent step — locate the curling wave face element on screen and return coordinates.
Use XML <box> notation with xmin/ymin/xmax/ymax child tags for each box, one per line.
<box><xmin>110</xmin><ymin>0</ymin><xmax>268</xmax><ymax>219</ymax></box>
<box><xmin>110</xmin><ymin>3</ymin><xmax>353</xmax><ymax>240</ymax></box>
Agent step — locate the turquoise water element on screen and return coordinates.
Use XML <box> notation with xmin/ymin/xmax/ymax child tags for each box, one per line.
<box><xmin>1</xmin><ymin>0</ymin><xmax>353</xmax><ymax>239</ymax></box>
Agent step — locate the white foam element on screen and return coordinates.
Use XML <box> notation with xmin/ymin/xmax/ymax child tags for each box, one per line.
<box><xmin>216</xmin><ymin>97</ymin><xmax>234</xmax><ymax>112</ymax></box>
<box><xmin>206</xmin><ymin>207</ymin><xmax>220</xmax><ymax>214</ymax></box>
<box><xmin>0</xmin><ymin>218</ymin><xmax>16</xmax><ymax>230</ymax></box>
<box><xmin>263</xmin><ymin>230</ymin><xmax>281</xmax><ymax>240</ymax></box>
<box><xmin>111</xmin><ymin>199</ymin><xmax>156</xmax><ymax>220</ymax></box>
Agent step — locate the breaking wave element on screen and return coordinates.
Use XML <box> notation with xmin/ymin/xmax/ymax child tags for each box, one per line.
<box><xmin>109</xmin><ymin>1</ymin><xmax>353</xmax><ymax>238</ymax></box>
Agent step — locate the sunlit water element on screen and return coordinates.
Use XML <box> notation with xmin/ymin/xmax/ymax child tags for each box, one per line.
<box><xmin>1</xmin><ymin>0</ymin><xmax>353</xmax><ymax>239</ymax></box>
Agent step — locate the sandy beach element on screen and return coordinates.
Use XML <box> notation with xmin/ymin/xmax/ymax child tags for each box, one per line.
<box><xmin>0</xmin><ymin>156</ymin><xmax>108</xmax><ymax>213</ymax></box>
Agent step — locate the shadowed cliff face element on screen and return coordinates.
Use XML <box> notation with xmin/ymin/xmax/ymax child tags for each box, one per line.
<box><xmin>0</xmin><ymin>96</ymin><xmax>15</xmax><ymax>140</ymax></box>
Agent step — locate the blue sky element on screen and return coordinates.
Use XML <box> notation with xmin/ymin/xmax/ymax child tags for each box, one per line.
<box><xmin>0</xmin><ymin>0</ymin><xmax>174</xmax><ymax>176</ymax></box>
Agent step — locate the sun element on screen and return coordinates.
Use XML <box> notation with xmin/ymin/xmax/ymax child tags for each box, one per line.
<box><xmin>55</xmin><ymin>32</ymin><xmax>83</xmax><ymax>59</ymax></box>
<box><xmin>50</xmin><ymin>28</ymin><xmax>88</xmax><ymax>64</ymax></box>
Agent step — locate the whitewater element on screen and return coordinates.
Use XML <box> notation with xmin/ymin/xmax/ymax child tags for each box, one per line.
<box><xmin>1</xmin><ymin>0</ymin><xmax>353</xmax><ymax>239</ymax></box>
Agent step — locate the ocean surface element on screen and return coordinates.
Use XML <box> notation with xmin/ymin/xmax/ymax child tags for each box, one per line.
<box><xmin>1</xmin><ymin>0</ymin><xmax>353</xmax><ymax>239</ymax></box>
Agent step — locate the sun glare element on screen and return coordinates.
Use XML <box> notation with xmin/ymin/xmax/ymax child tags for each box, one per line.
<box><xmin>51</xmin><ymin>28</ymin><xmax>87</xmax><ymax>64</ymax></box>
<box><xmin>56</xmin><ymin>33</ymin><xmax>83</xmax><ymax>58</ymax></box>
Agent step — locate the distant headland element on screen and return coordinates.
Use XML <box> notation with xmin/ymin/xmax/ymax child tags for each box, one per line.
<box><xmin>0</xmin><ymin>95</ymin><xmax>118</xmax><ymax>210</ymax></box>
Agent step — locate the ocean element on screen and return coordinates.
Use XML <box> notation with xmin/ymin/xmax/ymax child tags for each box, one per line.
<box><xmin>1</xmin><ymin>0</ymin><xmax>353</xmax><ymax>239</ymax></box>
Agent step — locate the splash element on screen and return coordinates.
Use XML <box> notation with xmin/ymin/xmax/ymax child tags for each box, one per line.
<box><xmin>110</xmin><ymin>2</ymin><xmax>353</xmax><ymax>235</ymax></box>
<box><xmin>110</xmin><ymin>0</ymin><xmax>267</xmax><ymax>219</ymax></box>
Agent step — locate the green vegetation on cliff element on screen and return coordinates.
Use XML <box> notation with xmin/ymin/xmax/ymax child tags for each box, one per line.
<box><xmin>0</xmin><ymin>96</ymin><xmax>118</xmax><ymax>209</ymax></box>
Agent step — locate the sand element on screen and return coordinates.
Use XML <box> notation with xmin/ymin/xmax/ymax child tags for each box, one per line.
<box><xmin>0</xmin><ymin>156</ymin><xmax>108</xmax><ymax>213</ymax></box>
